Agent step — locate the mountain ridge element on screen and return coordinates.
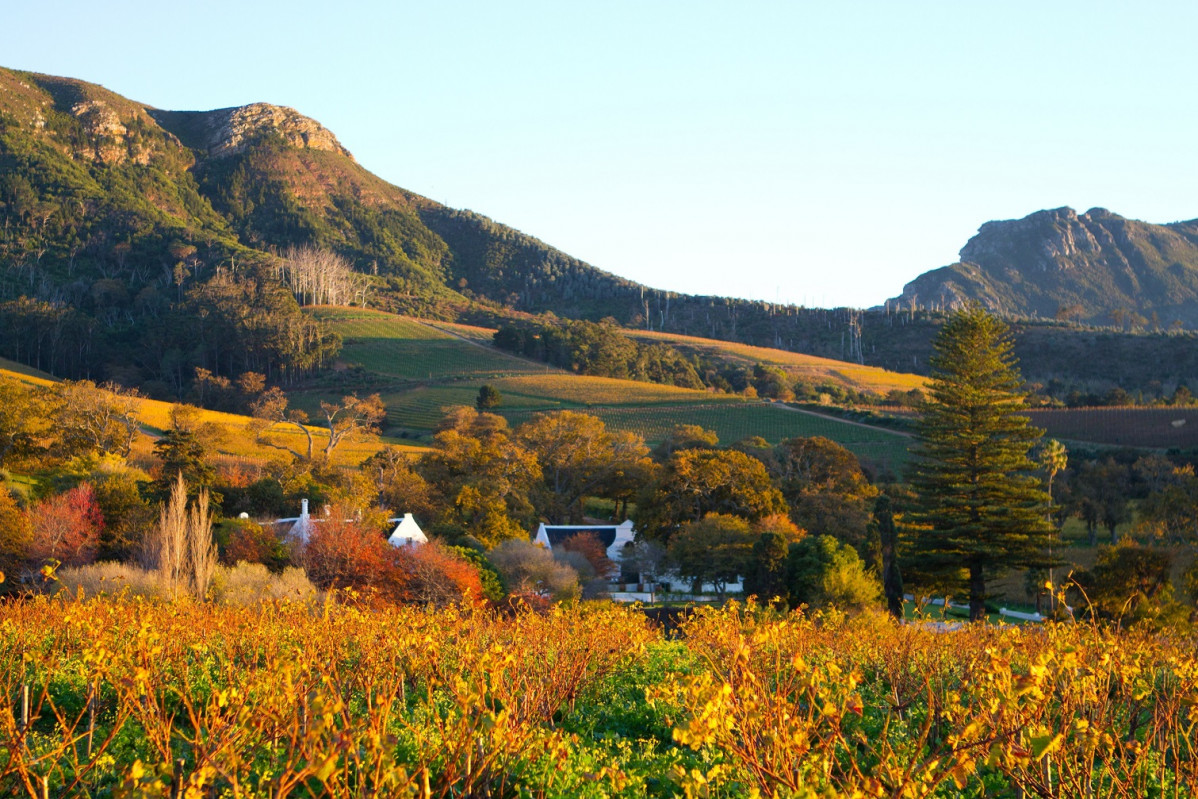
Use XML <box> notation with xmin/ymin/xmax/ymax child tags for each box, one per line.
<box><xmin>3</xmin><ymin>65</ymin><xmax>1198</xmax><ymax>408</ymax></box>
<box><xmin>891</xmin><ymin>206</ymin><xmax>1198</xmax><ymax>327</ymax></box>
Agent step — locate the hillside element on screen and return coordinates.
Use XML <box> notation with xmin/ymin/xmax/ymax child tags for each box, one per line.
<box><xmin>628</xmin><ymin>329</ymin><xmax>928</xmax><ymax>396</ymax></box>
<box><xmin>3</xmin><ymin>65</ymin><xmax>1198</xmax><ymax>409</ymax></box>
<box><xmin>295</xmin><ymin>309</ymin><xmax>914</xmax><ymax>474</ymax></box>
<box><xmin>0</xmin><ymin>360</ymin><xmax>419</xmax><ymax>472</ymax></box>
<box><xmin>891</xmin><ymin>207</ymin><xmax>1198</xmax><ymax>327</ymax></box>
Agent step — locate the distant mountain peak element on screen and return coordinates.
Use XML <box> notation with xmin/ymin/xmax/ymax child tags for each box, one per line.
<box><xmin>890</xmin><ymin>207</ymin><xmax>1198</xmax><ymax>327</ymax></box>
<box><xmin>151</xmin><ymin>102</ymin><xmax>354</xmax><ymax>160</ymax></box>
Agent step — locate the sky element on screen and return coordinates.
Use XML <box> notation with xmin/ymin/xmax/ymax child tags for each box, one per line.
<box><xmin>3</xmin><ymin>1</ymin><xmax>1196</xmax><ymax>308</ymax></box>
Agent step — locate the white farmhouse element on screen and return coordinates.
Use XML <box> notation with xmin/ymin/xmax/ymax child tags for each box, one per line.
<box><xmin>274</xmin><ymin>500</ymin><xmax>426</xmax><ymax>548</ymax></box>
<box><xmin>532</xmin><ymin>520</ymin><xmax>636</xmax><ymax>562</ymax></box>
<box><xmin>387</xmin><ymin>513</ymin><xmax>427</xmax><ymax>547</ymax></box>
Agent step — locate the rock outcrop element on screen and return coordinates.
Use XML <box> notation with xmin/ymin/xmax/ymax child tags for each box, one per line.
<box><xmin>178</xmin><ymin>103</ymin><xmax>354</xmax><ymax>160</ymax></box>
<box><xmin>889</xmin><ymin>208</ymin><xmax>1198</xmax><ymax>327</ymax></box>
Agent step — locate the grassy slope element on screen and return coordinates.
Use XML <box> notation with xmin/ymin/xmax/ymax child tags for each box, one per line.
<box><xmin>0</xmin><ymin>360</ymin><xmax>423</xmax><ymax>471</ymax></box>
<box><xmin>307</xmin><ymin>310</ymin><xmax>914</xmax><ymax>473</ymax></box>
<box><xmin>628</xmin><ymin>329</ymin><xmax>928</xmax><ymax>395</ymax></box>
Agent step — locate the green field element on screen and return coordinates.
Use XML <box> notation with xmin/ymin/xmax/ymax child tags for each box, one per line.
<box><xmin>306</xmin><ymin>308</ymin><xmax>914</xmax><ymax>471</ymax></box>
<box><xmin>504</xmin><ymin>401</ymin><xmax>912</xmax><ymax>473</ymax></box>
<box><xmin>315</xmin><ymin>308</ymin><xmax>550</xmax><ymax>381</ymax></box>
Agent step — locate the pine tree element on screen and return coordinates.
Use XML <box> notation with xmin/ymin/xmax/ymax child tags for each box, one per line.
<box><xmin>908</xmin><ymin>306</ymin><xmax>1054</xmax><ymax>621</ymax></box>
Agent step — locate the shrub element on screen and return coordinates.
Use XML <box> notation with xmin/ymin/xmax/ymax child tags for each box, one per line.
<box><xmin>210</xmin><ymin>562</ymin><xmax>318</xmax><ymax>605</ymax></box>
<box><xmin>385</xmin><ymin>542</ymin><xmax>485</xmax><ymax>606</ymax></box>
<box><xmin>28</xmin><ymin>484</ymin><xmax>104</xmax><ymax>569</ymax></box>
<box><xmin>55</xmin><ymin>561</ymin><xmax>162</xmax><ymax>598</ymax></box>
<box><xmin>220</xmin><ymin>518</ymin><xmax>291</xmax><ymax>571</ymax></box>
<box><xmin>786</xmin><ymin>534</ymin><xmax>881</xmax><ymax>611</ymax></box>
<box><xmin>301</xmin><ymin>508</ymin><xmax>392</xmax><ymax>591</ymax></box>
<box><xmin>489</xmin><ymin>539</ymin><xmax>580</xmax><ymax>603</ymax></box>
<box><xmin>556</xmin><ymin>531</ymin><xmax>616</xmax><ymax>580</ymax></box>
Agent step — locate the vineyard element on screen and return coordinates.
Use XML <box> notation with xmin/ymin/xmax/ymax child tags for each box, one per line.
<box><xmin>628</xmin><ymin>329</ymin><xmax>929</xmax><ymax>395</ymax></box>
<box><xmin>304</xmin><ymin>311</ymin><xmax>915</xmax><ymax>467</ymax></box>
<box><xmin>314</xmin><ymin>309</ymin><xmax>550</xmax><ymax>382</ymax></box>
<box><xmin>2</xmin><ymin>597</ymin><xmax>1196</xmax><ymax>797</ymax></box>
<box><xmin>1027</xmin><ymin>407</ymin><xmax>1198</xmax><ymax>450</ymax></box>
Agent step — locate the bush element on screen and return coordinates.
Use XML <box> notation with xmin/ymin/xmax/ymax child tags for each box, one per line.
<box><xmin>210</xmin><ymin>562</ymin><xmax>318</xmax><ymax>605</ymax></box>
<box><xmin>786</xmin><ymin>535</ymin><xmax>881</xmax><ymax>611</ymax></box>
<box><xmin>385</xmin><ymin>542</ymin><xmax>485</xmax><ymax>607</ymax></box>
<box><xmin>219</xmin><ymin>518</ymin><xmax>291</xmax><ymax>571</ymax></box>
<box><xmin>55</xmin><ymin>561</ymin><xmax>162</xmax><ymax>599</ymax></box>
<box><xmin>489</xmin><ymin>539</ymin><xmax>580</xmax><ymax>603</ymax></box>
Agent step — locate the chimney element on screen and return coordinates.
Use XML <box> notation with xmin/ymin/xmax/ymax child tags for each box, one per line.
<box><xmin>301</xmin><ymin>498</ymin><xmax>309</xmax><ymax>518</ymax></box>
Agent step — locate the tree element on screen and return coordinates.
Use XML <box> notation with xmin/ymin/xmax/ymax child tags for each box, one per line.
<box><xmin>250</xmin><ymin>386</ymin><xmax>315</xmax><ymax>460</ymax></box>
<box><xmin>28</xmin><ymin>484</ymin><xmax>103</xmax><ymax>568</ymax></box>
<box><xmin>250</xmin><ymin>389</ymin><xmax>384</xmax><ymax>461</ymax></box>
<box><xmin>53</xmin><ymin>380</ymin><xmax>140</xmax><ymax>458</ymax></box>
<box><xmin>487</xmin><ymin>539</ymin><xmax>580</xmax><ymax>603</ymax></box>
<box><xmin>517</xmin><ymin>411</ymin><xmax>651</xmax><ymax>523</ymax></box>
<box><xmin>417</xmin><ymin>409</ymin><xmax>541</xmax><ymax>545</ymax></box>
<box><xmin>786</xmin><ymin>535</ymin><xmax>882</xmax><ymax>612</ymax></box>
<box><xmin>652</xmin><ymin>424</ymin><xmax>719</xmax><ymax>459</ymax></box>
<box><xmin>476</xmin><ymin>384</ymin><xmax>502</xmax><ymax>410</ymax></box>
<box><xmin>1071</xmin><ymin>543</ymin><xmax>1185</xmax><ymax>628</ymax></box>
<box><xmin>362</xmin><ymin>447</ymin><xmax>437</xmax><ymax>521</ymax></box>
<box><xmin>772</xmin><ymin>436</ymin><xmax>876</xmax><ymax>549</ymax></box>
<box><xmin>908</xmin><ymin>307</ymin><xmax>1055</xmax><ymax>621</ymax></box>
<box><xmin>385</xmin><ymin>542</ymin><xmax>486</xmax><ymax>607</ymax></box>
<box><xmin>0</xmin><ymin>375</ymin><xmax>53</xmax><ymax>469</ymax></box>
<box><xmin>1067</xmin><ymin>458</ymin><xmax>1132</xmax><ymax>546</ymax></box>
<box><xmin>302</xmin><ymin>506</ymin><xmax>392</xmax><ymax>592</ymax></box>
<box><xmin>874</xmin><ymin>495</ymin><xmax>904</xmax><ymax>620</ymax></box>
<box><xmin>320</xmin><ymin>393</ymin><xmax>385</xmax><ymax>459</ymax></box>
<box><xmin>278</xmin><ymin>244</ymin><xmax>368</xmax><ymax>307</ymax></box>
<box><xmin>667</xmin><ymin>513</ymin><xmax>755</xmax><ymax>599</ymax></box>
<box><xmin>635</xmin><ymin>448</ymin><xmax>786</xmax><ymax>541</ymax></box>
<box><xmin>153</xmin><ymin>426</ymin><xmax>216</xmax><ymax>499</ymax></box>
<box><xmin>0</xmin><ymin>488</ymin><xmax>31</xmax><ymax>587</ymax></box>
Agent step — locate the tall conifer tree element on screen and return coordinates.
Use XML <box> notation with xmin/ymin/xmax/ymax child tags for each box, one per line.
<box><xmin>909</xmin><ymin>306</ymin><xmax>1054</xmax><ymax>621</ymax></box>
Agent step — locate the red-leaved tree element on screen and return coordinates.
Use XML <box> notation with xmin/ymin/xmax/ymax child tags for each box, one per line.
<box><xmin>29</xmin><ymin>484</ymin><xmax>104</xmax><ymax>567</ymax></box>
<box><xmin>302</xmin><ymin>510</ymin><xmax>392</xmax><ymax>592</ymax></box>
<box><xmin>385</xmin><ymin>542</ymin><xmax>485</xmax><ymax>607</ymax></box>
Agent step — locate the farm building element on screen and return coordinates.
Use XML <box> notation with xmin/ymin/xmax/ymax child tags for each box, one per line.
<box><xmin>275</xmin><ymin>499</ymin><xmax>426</xmax><ymax>547</ymax></box>
<box><xmin>387</xmin><ymin>513</ymin><xmax>428</xmax><ymax>547</ymax></box>
<box><xmin>532</xmin><ymin>521</ymin><xmax>636</xmax><ymax>562</ymax></box>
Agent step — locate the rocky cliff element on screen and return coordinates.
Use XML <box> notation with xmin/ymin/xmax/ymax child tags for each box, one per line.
<box><xmin>890</xmin><ymin>207</ymin><xmax>1198</xmax><ymax>328</ymax></box>
<box><xmin>151</xmin><ymin>102</ymin><xmax>354</xmax><ymax>160</ymax></box>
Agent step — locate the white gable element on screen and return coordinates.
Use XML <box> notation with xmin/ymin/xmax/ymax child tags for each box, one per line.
<box><xmin>533</xmin><ymin>520</ymin><xmax>635</xmax><ymax>561</ymax></box>
<box><xmin>387</xmin><ymin>513</ymin><xmax>427</xmax><ymax>547</ymax></box>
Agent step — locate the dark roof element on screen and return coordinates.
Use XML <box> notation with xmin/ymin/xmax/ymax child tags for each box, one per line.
<box><xmin>544</xmin><ymin>526</ymin><xmax>618</xmax><ymax>549</ymax></box>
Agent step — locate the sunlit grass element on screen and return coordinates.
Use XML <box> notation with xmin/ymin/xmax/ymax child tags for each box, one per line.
<box><xmin>629</xmin><ymin>329</ymin><xmax>928</xmax><ymax>394</ymax></box>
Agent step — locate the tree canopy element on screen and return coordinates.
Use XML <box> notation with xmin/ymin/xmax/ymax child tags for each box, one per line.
<box><xmin>907</xmin><ymin>306</ymin><xmax>1054</xmax><ymax>621</ymax></box>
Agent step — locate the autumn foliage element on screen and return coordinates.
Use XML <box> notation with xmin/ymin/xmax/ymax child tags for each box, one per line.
<box><xmin>27</xmin><ymin>483</ymin><xmax>103</xmax><ymax>567</ymax></box>
<box><xmin>2</xmin><ymin>599</ymin><xmax>1197</xmax><ymax>797</ymax></box>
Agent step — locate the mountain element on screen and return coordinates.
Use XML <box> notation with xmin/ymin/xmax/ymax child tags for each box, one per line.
<box><xmin>3</xmin><ymin>65</ymin><xmax>1198</xmax><ymax>408</ymax></box>
<box><xmin>890</xmin><ymin>207</ymin><xmax>1198</xmax><ymax>327</ymax></box>
<box><xmin>0</xmin><ymin>65</ymin><xmax>918</xmax><ymax>391</ymax></box>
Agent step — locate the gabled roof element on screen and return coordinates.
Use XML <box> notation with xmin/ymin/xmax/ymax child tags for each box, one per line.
<box><xmin>542</xmin><ymin>526</ymin><xmax>620</xmax><ymax>550</ymax></box>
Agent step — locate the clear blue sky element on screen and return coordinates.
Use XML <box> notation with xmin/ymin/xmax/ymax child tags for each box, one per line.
<box><xmin>4</xmin><ymin>1</ymin><xmax>1196</xmax><ymax>308</ymax></box>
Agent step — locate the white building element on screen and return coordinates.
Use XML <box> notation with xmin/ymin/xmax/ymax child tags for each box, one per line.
<box><xmin>532</xmin><ymin>520</ymin><xmax>636</xmax><ymax>562</ymax></box>
<box><xmin>275</xmin><ymin>500</ymin><xmax>425</xmax><ymax>548</ymax></box>
<box><xmin>387</xmin><ymin>513</ymin><xmax>427</xmax><ymax>547</ymax></box>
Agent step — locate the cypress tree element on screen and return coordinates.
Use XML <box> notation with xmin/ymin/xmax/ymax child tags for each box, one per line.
<box><xmin>908</xmin><ymin>306</ymin><xmax>1054</xmax><ymax>621</ymax></box>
